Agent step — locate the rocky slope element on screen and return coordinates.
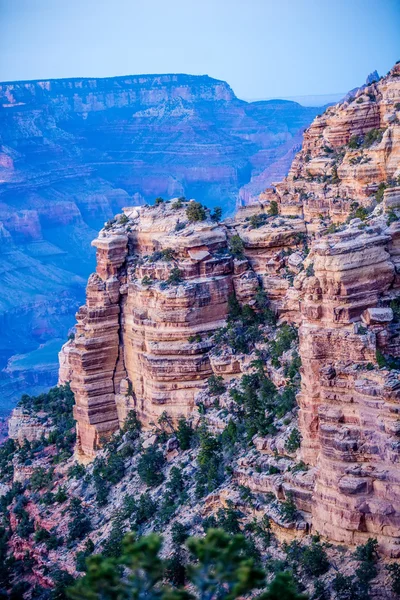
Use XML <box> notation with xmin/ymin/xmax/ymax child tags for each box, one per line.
<box><xmin>0</xmin><ymin>74</ymin><xmax>322</xmax><ymax>412</ymax></box>
<box><xmin>2</xmin><ymin>63</ymin><xmax>400</xmax><ymax>598</ymax></box>
<box><xmin>56</xmin><ymin>62</ymin><xmax>400</xmax><ymax>552</ymax></box>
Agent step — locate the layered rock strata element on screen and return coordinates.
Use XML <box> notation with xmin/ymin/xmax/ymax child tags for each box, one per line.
<box><xmin>60</xmin><ymin>64</ymin><xmax>400</xmax><ymax>553</ymax></box>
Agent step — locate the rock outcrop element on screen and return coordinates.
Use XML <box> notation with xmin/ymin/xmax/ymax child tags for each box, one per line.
<box><xmin>0</xmin><ymin>73</ymin><xmax>323</xmax><ymax>411</ymax></box>
<box><xmin>60</xmin><ymin>64</ymin><xmax>400</xmax><ymax>555</ymax></box>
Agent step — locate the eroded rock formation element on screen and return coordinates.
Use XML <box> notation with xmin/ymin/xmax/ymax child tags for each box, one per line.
<box><xmin>60</xmin><ymin>64</ymin><xmax>400</xmax><ymax>554</ymax></box>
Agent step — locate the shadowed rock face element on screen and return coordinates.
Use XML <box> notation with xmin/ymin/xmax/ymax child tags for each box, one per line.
<box><xmin>0</xmin><ymin>73</ymin><xmax>321</xmax><ymax>410</ymax></box>
<box><xmin>58</xmin><ymin>64</ymin><xmax>400</xmax><ymax>554</ymax></box>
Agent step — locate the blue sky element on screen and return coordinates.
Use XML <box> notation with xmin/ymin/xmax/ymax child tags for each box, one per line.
<box><xmin>0</xmin><ymin>0</ymin><xmax>399</xmax><ymax>99</ymax></box>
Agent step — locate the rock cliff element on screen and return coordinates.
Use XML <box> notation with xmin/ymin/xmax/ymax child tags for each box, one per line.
<box><xmin>59</xmin><ymin>63</ymin><xmax>400</xmax><ymax>557</ymax></box>
<box><xmin>0</xmin><ymin>73</ymin><xmax>322</xmax><ymax>411</ymax></box>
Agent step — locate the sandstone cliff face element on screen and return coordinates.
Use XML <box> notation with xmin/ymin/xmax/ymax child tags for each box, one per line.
<box><xmin>0</xmin><ymin>74</ymin><xmax>322</xmax><ymax>411</ymax></box>
<box><xmin>260</xmin><ymin>62</ymin><xmax>400</xmax><ymax>231</ymax></box>
<box><xmin>62</xmin><ymin>203</ymin><xmax>239</xmax><ymax>458</ymax></box>
<box><xmin>60</xmin><ymin>65</ymin><xmax>400</xmax><ymax>555</ymax></box>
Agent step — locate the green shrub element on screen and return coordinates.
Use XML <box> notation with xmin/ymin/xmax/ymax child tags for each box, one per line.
<box><xmin>155</xmin><ymin>197</ymin><xmax>164</xmax><ymax>205</ymax></box>
<box><xmin>175</xmin><ymin>417</ymin><xmax>194</xmax><ymax>450</ymax></box>
<box><xmin>363</xmin><ymin>128</ymin><xmax>384</xmax><ymax>148</ymax></box>
<box><xmin>167</xmin><ymin>267</ymin><xmax>183</xmax><ymax>285</ymax></box>
<box><xmin>208</xmin><ymin>374</ymin><xmax>226</xmax><ymax>395</ymax></box>
<box><xmin>195</xmin><ymin>424</ymin><xmax>224</xmax><ymax>497</ymax></box>
<box><xmin>301</xmin><ymin>542</ymin><xmax>330</xmax><ymax>576</ymax></box>
<box><xmin>387</xmin><ymin>563</ymin><xmax>400</xmax><ymax>595</ymax></box>
<box><xmin>211</xmin><ymin>207</ymin><xmax>222</xmax><ymax>222</ymax></box>
<box><xmin>285</xmin><ymin>428</ymin><xmax>301</xmax><ymax>453</ymax></box>
<box><xmin>68</xmin><ymin>498</ymin><xmax>91</xmax><ymax>541</ymax></box>
<box><xmin>119</xmin><ymin>214</ymin><xmax>129</xmax><ymax>224</ymax></box>
<box><xmin>268</xmin><ymin>200</ymin><xmax>279</xmax><ymax>216</ymax></box>
<box><xmin>348</xmin><ymin>135</ymin><xmax>362</xmax><ymax>149</ymax></box>
<box><xmin>387</xmin><ymin>210</ymin><xmax>399</xmax><ymax>225</ymax></box>
<box><xmin>137</xmin><ymin>446</ymin><xmax>165</xmax><ymax>487</ymax></box>
<box><xmin>376</xmin><ymin>348</ymin><xmax>386</xmax><ymax>368</ymax></box>
<box><xmin>186</xmin><ymin>201</ymin><xmax>207</xmax><ymax>222</ymax></box>
<box><xmin>133</xmin><ymin>492</ymin><xmax>157</xmax><ymax>526</ymax></box>
<box><xmin>375</xmin><ymin>182</ymin><xmax>387</xmax><ymax>203</ymax></box>
<box><xmin>280</xmin><ymin>493</ymin><xmax>297</xmax><ymax>522</ymax></box>
<box><xmin>249</xmin><ymin>213</ymin><xmax>268</xmax><ymax>229</ymax></box>
<box><xmin>30</xmin><ymin>467</ymin><xmax>54</xmax><ymax>492</ymax></box>
<box><xmin>229</xmin><ymin>234</ymin><xmax>245</xmax><ymax>258</ymax></box>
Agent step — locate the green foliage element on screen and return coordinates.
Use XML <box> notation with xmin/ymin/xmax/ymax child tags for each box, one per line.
<box><xmin>158</xmin><ymin>466</ymin><xmax>188</xmax><ymax>524</ymax></box>
<box><xmin>195</xmin><ymin>424</ymin><xmax>224</xmax><ymax>497</ymax></box>
<box><xmin>300</xmin><ymin>542</ymin><xmax>329</xmax><ymax>576</ymax></box>
<box><xmin>15</xmin><ymin>508</ymin><xmax>35</xmax><ymax>538</ymax></box>
<box><xmin>151</xmin><ymin>248</ymin><xmax>176</xmax><ymax>262</ymax></box>
<box><xmin>285</xmin><ymin>429</ymin><xmax>301</xmax><ymax>453</ymax></box>
<box><xmin>102</xmin><ymin>516</ymin><xmax>125</xmax><ymax>558</ymax></box>
<box><xmin>311</xmin><ymin>580</ymin><xmax>329</xmax><ymax>600</ymax></box>
<box><xmin>167</xmin><ymin>267</ymin><xmax>183</xmax><ymax>285</ymax></box>
<box><xmin>348</xmin><ymin>135</ymin><xmax>361</xmax><ymax>149</ymax></box>
<box><xmin>175</xmin><ymin>418</ymin><xmax>194</xmax><ymax>451</ymax></box>
<box><xmin>221</xmin><ymin>420</ymin><xmax>238</xmax><ymax>448</ymax></box>
<box><xmin>186</xmin><ymin>201</ymin><xmax>207</xmax><ymax>222</ymax></box>
<box><xmin>249</xmin><ymin>213</ymin><xmax>268</xmax><ymax>229</ymax></box>
<box><xmin>121</xmin><ymin>410</ymin><xmax>142</xmax><ymax>439</ymax></box>
<box><xmin>208</xmin><ymin>374</ymin><xmax>226</xmax><ymax>396</ymax></box>
<box><xmin>68</xmin><ymin>498</ymin><xmax>91</xmax><ymax>542</ymax></box>
<box><xmin>68</xmin><ymin>529</ymin><xmax>306</xmax><ymax>600</ymax></box>
<box><xmin>386</xmin><ymin>563</ymin><xmax>400</xmax><ymax>596</ymax></box>
<box><xmin>354</xmin><ymin>538</ymin><xmax>378</xmax><ymax>563</ymax></box>
<box><xmin>29</xmin><ymin>466</ymin><xmax>54</xmax><ymax>491</ymax></box>
<box><xmin>155</xmin><ymin>197</ymin><xmax>165</xmax><ymax>205</ymax></box>
<box><xmin>387</xmin><ymin>210</ymin><xmax>399</xmax><ymax>225</ymax></box>
<box><xmin>0</xmin><ymin>438</ymin><xmax>15</xmax><ymax>482</ymax></box>
<box><xmin>279</xmin><ymin>493</ymin><xmax>297</xmax><ymax>523</ymax></box>
<box><xmin>175</xmin><ymin>221</ymin><xmax>186</xmax><ymax>232</ymax></box>
<box><xmin>119</xmin><ymin>214</ymin><xmax>129</xmax><ymax>224</ymax></box>
<box><xmin>68</xmin><ymin>463</ymin><xmax>86</xmax><ymax>479</ymax></box>
<box><xmin>375</xmin><ymin>182</ymin><xmax>387</xmax><ymax>203</ymax></box>
<box><xmin>363</xmin><ymin>128</ymin><xmax>384</xmax><ymax>148</ymax></box>
<box><xmin>229</xmin><ymin>234</ymin><xmax>245</xmax><ymax>258</ymax></box>
<box><xmin>376</xmin><ymin>348</ymin><xmax>387</xmax><ymax>368</ymax></box>
<box><xmin>137</xmin><ymin>446</ymin><xmax>165</xmax><ymax>487</ymax></box>
<box><xmin>269</xmin><ymin>324</ymin><xmax>298</xmax><ymax>368</ymax></box>
<box><xmin>172</xmin><ymin>199</ymin><xmax>183</xmax><ymax>210</ymax></box>
<box><xmin>211</xmin><ymin>206</ymin><xmax>222</xmax><ymax>222</ymax></box>
<box><xmin>93</xmin><ymin>453</ymin><xmax>125</xmax><ymax>505</ymax></box>
<box><xmin>215</xmin><ymin>505</ymin><xmax>243</xmax><ymax>534</ymax></box>
<box><xmin>76</xmin><ymin>539</ymin><xmax>95</xmax><ymax>573</ymax></box>
<box><xmin>188</xmin><ymin>333</ymin><xmax>202</xmax><ymax>343</ymax></box>
<box><xmin>233</xmin><ymin>370</ymin><xmax>277</xmax><ymax>438</ymax></box>
<box><xmin>305</xmin><ymin>263</ymin><xmax>314</xmax><ymax>277</ymax></box>
<box><xmin>142</xmin><ymin>275</ymin><xmax>153</xmax><ymax>286</ymax></box>
<box><xmin>332</xmin><ymin>573</ymin><xmax>361</xmax><ymax>600</ymax></box>
<box><xmin>133</xmin><ymin>492</ymin><xmax>158</xmax><ymax>527</ymax></box>
<box><xmin>18</xmin><ymin>384</ymin><xmax>76</xmax><ymax>455</ymax></box>
<box><xmin>268</xmin><ymin>201</ymin><xmax>279</xmax><ymax>216</ymax></box>
<box><xmin>214</xmin><ymin>290</ymin><xmax>277</xmax><ymax>355</ymax></box>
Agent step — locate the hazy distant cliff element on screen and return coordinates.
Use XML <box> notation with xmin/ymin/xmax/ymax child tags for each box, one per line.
<box><xmin>0</xmin><ymin>73</ymin><xmax>321</xmax><ymax>409</ymax></box>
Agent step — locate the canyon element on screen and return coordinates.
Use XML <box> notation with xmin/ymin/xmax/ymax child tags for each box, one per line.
<box><xmin>57</xmin><ymin>62</ymin><xmax>400</xmax><ymax>556</ymax></box>
<box><xmin>1</xmin><ymin>62</ymin><xmax>400</xmax><ymax>598</ymax></box>
<box><xmin>0</xmin><ymin>73</ymin><xmax>323</xmax><ymax>412</ymax></box>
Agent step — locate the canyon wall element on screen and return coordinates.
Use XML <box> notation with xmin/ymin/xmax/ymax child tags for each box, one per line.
<box><xmin>0</xmin><ymin>73</ymin><xmax>321</xmax><ymax>411</ymax></box>
<box><xmin>59</xmin><ymin>63</ymin><xmax>400</xmax><ymax>554</ymax></box>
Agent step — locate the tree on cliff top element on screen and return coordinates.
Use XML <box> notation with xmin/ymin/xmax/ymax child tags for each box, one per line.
<box><xmin>186</xmin><ymin>201</ymin><xmax>207</xmax><ymax>222</ymax></box>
